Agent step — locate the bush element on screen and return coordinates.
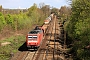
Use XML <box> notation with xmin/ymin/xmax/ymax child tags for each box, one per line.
<box><xmin>0</xmin><ymin>12</ymin><xmax>6</xmax><ymax>31</ymax></box>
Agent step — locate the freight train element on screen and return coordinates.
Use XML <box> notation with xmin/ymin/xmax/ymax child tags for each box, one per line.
<box><xmin>26</xmin><ymin>13</ymin><xmax>54</xmax><ymax>48</ymax></box>
<box><xmin>44</xmin><ymin>13</ymin><xmax>54</xmax><ymax>24</ymax></box>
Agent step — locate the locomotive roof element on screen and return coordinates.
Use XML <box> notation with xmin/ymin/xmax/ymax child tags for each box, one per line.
<box><xmin>29</xmin><ymin>30</ymin><xmax>42</xmax><ymax>34</ymax></box>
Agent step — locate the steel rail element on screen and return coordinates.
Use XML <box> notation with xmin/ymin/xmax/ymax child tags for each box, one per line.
<box><xmin>44</xmin><ymin>17</ymin><xmax>54</xmax><ymax>60</ymax></box>
<box><xmin>34</xmin><ymin>19</ymin><xmax>53</xmax><ymax>60</ymax></box>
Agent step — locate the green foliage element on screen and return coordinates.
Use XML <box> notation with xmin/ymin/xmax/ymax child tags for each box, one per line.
<box><xmin>27</xmin><ymin>3</ymin><xmax>46</xmax><ymax>25</ymax></box>
<box><xmin>4</xmin><ymin>13</ymin><xmax>33</xmax><ymax>31</ymax></box>
<box><xmin>0</xmin><ymin>3</ymin><xmax>49</xmax><ymax>32</ymax></box>
<box><xmin>66</xmin><ymin>0</ymin><xmax>90</xmax><ymax>59</ymax></box>
<box><xmin>67</xmin><ymin>0</ymin><xmax>90</xmax><ymax>39</ymax></box>
<box><xmin>27</xmin><ymin>3</ymin><xmax>37</xmax><ymax>16</ymax></box>
<box><xmin>0</xmin><ymin>35</ymin><xmax>25</xmax><ymax>60</ymax></box>
<box><xmin>5</xmin><ymin>14</ymin><xmax>13</xmax><ymax>25</ymax></box>
<box><xmin>0</xmin><ymin>12</ymin><xmax>6</xmax><ymax>31</ymax></box>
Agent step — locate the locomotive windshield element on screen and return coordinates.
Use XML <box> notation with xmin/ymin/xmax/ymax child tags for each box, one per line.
<box><xmin>28</xmin><ymin>36</ymin><xmax>37</xmax><ymax>39</ymax></box>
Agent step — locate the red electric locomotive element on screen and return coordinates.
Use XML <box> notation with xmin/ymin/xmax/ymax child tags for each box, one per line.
<box><xmin>26</xmin><ymin>27</ymin><xmax>43</xmax><ymax>48</ymax></box>
<box><xmin>26</xmin><ymin>13</ymin><xmax>54</xmax><ymax>49</ymax></box>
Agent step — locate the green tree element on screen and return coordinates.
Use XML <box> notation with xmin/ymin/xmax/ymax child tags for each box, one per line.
<box><xmin>5</xmin><ymin>14</ymin><xmax>13</xmax><ymax>25</ymax></box>
<box><xmin>66</xmin><ymin>0</ymin><xmax>90</xmax><ymax>60</ymax></box>
<box><xmin>27</xmin><ymin>3</ymin><xmax>37</xmax><ymax>16</ymax></box>
<box><xmin>0</xmin><ymin>12</ymin><xmax>6</xmax><ymax>31</ymax></box>
<box><xmin>27</xmin><ymin>3</ymin><xmax>45</xmax><ymax>25</ymax></box>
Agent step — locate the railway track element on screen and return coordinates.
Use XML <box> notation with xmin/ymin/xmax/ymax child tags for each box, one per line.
<box><xmin>10</xmin><ymin>51</ymin><xmax>28</xmax><ymax>60</ymax></box>
<box><xmin>11</xmin><ymin>15</ymin><xmax>73</xmax><ymax>60</ymax></box>
<box><xmin>32</xmin><ymin>15</ymin><xmax>63</xmax><ymax>60</ymax></box>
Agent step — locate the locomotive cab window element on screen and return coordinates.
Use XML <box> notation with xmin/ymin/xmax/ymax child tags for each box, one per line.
<box><xmin>33</xmin><ymin>36</ymin><xmax>37</xmax><ymax>38</ymax></box>
<box><xmin>28</xmin><ymin>36</ymin><xmax>37</xmax><ymax>39</ymax></box>
<box><xmin>28</xmin><ymin>36</ymin><xmax>32</xmax><ymax>39</ymax></box>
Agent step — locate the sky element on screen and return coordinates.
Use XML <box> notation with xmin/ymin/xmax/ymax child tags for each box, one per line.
<box><xmin>0</xmin><ymin>0</ymin><xmax>69</xmax><ymax>9</ymax></box>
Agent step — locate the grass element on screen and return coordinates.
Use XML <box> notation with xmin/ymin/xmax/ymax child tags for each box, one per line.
<box><xmin>0</xmin><ymin>35</ymin><xmax>25</xmax><ymax>60</ymax></box>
